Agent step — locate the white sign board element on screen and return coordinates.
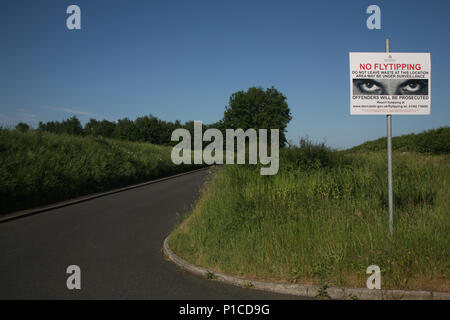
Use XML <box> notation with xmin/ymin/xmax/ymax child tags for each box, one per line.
<box><xmin>349</xmin><ymin>52</ymin><xmax>431</xmax><ymax>115</ymax></box>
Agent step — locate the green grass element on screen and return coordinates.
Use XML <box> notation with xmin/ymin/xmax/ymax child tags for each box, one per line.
<box><xmin>169</xmin><ymin>139</ymin><xmax>449</xmax><ymax>292</ymax></box>
<box><xmin>350</xmin><ymin>126</ymin><xmax>449</xmax><ymax>154</ymax></box>
<box><xmin>0</xmin><ymin>129</ymin><xmax>202</xmax><ymax>215</ymax></box>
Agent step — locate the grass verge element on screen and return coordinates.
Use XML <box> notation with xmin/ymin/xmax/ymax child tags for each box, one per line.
<box><xmin>169</xmin><ymin>143</ymin><xmax>449</xmax><ymax>292</ymax></box>
<box><xmin>0</xmin><ymin>129</ymin><xmax>202</xmax><ymax>215</ymax></box>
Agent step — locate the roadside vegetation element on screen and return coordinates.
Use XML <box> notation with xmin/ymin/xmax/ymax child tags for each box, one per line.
<box><xmin>169</xmin><ymin>128</ymin><xmax>449</xmax><ymax>292</ymax></box>
<box><xmin>0</xmin><ymin>86</ymin><xmax>289</xmax><ymax>215</ymax></box>
<box><xmin>350</xmin><ymin>126</ymin><xmax>449</xmax><ymax>154</ymax></box>
<box><xmin>0</xmin><ymin>129</ymin><xmax>201</xmax><ymax>215</ymax></box>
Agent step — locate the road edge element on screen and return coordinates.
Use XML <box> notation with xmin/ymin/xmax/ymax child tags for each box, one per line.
<box><xmin>0</xmin><ymin>166</ymin><xmax>210</xmax><ymax>224</ymax></box>
<box><xmin>163</xmin><ymin>236</ymin><xmax>449</xmax><ymax>300</ymax></box>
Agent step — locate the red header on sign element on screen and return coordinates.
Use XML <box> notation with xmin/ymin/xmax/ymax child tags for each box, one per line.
<box><xmin>360</xmin><ymin>63</ymin><xmax>422</xmax><ymax>71</ymax></box>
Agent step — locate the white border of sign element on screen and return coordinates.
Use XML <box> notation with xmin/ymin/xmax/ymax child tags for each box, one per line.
<box><xmin>349</xmin><ymin>52</ymin><xmax>431</xmax><ymax>115</ymax></box>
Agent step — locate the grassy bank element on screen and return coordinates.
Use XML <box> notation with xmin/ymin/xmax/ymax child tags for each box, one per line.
<box><xmin>169</xmin><ymin>140</ymin><xmax>449</xmax><ymax>292</ymax></box>
<box><xmin>0</xmin><ymin>129</ymin><xmax>201</xmax><ymax>215</ymax></box>
<box><xmin>350</xmin><ymin>126</ymin><xmax>449</xmax><ymax>154</ymax></box>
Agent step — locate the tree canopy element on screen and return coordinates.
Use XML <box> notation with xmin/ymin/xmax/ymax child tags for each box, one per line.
<box><xmin>222</xmin><ymin>86</ymin><xmax>291</xmax><ymax>145</ymax></box>
<box><xmin>24</xmin><ymin>86</ymin><xmax>292</xmax><ymax>146</ymax></box>
<box><xmin>15</xmin><ymin>122</ymin><xmax>30</xmax><ymax>132</ymax></box>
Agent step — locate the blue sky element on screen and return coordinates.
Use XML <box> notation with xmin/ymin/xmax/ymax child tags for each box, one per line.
<box><xmin>0</xmin><ymin>0</ymin><xmax>449</xmax><ymax>149</ymax></box>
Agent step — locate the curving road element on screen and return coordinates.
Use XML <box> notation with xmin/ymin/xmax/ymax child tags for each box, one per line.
<box><xmin>0</xmin><ymin>169</ymin><xmax>306</xmax><ymax>299</ymax></box>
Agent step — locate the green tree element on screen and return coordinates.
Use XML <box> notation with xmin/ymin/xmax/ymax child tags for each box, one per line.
<box><xmin>38</xmin><ymin>117</ymin><xmax>83</xmax><ymax>136</ymax></box>
<box><xmin>15</xmin><ymin>122</ymin><xmax>30</xmax><ymax>132</ymax></box>
<box><xmin>84</xmin><ymin>119</ymin><xmax>99</xmax><ymax>136</ymax></box>
<box><xmin>38</xmin><ymin>120</ymin><xmax>59</xmax><ymax>133</ymax></box>
<box><xmin>222</xmin><ymin>86</ymin><xmax>291</xmax><ymax>145</ymax></box>
<box><xmin>114</xmin><ymin>118</ymin><xmax>139</xmax><ymax>141</ymax></box>
<box><xmin>85</xmin><ymin>119</ymin><xmax>116</xmax><ymax>138</ymax></box>
<box><xmin>135</xmin><ymin>115</ymin><xmax>163</xmax><ymax>143</ymax></box>
<box><xmin>61</xmin><ymin>116</ymin><xmax>83</xmax><ymax>136</ymax></box>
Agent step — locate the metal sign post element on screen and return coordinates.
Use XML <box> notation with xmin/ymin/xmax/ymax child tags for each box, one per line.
<box><xmin>386</xmin><ymin>38</ymin><xmax>394</xmax><ymax>235</ymax></box>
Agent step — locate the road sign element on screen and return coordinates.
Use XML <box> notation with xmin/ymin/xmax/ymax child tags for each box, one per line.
<box><xmin>349</xmin><ymin>41</ymin><xmax>432</xmax><ymax>234</ymax></box>
<box><xmin>350</xmin><ymin>52</ymin><xmax>431</xmax><ymax>115</ymax></box>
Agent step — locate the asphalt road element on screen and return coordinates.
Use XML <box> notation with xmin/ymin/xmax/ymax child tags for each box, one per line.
<box><xmin>0</xmin><ymin>169</ymin><xmax>307</xmax><ymax>299</ymax></box>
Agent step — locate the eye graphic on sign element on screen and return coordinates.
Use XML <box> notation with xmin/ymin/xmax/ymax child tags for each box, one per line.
<box><xmin>353</xmin><ymin>79</ymin><xmax>428</xmax><ymax>96</ymax></box>
<box><xmin>399</xmin><ymin>80</ymin><xmax>426</xmax><ymax>94</ymax></box>
<box><xmin>358</xmin><ymin>80</ymin><xmax>383</xmax><ymax>94</ymax></box>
